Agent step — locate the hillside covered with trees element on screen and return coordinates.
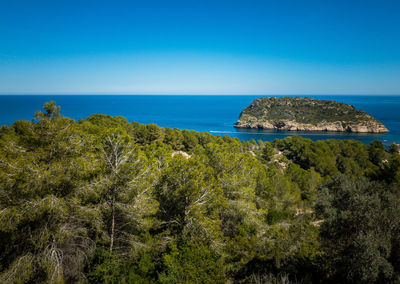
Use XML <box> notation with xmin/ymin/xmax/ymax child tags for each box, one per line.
<box><xmin>235</xmin><ymin>97</ymin><xmax>389</xmax><ymax>133</ymax></box>
<box><xmin>1</xmin><ymin>102</ymin><xmax>400</xmax><ymax>283</ymax></box>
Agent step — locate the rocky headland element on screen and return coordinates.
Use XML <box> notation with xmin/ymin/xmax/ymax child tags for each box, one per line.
<box><xmin>235</xmin><ymin>97</ymin><xmax>389</xmax><ymax>133</ymax></box>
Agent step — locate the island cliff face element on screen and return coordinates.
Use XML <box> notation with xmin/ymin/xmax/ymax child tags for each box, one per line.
<box><xmin>235</xmin><ymin>97</ymin><xmax>389</xmax><ymax>133</ymax></box>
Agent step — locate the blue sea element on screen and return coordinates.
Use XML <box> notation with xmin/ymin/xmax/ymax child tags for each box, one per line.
<box><xmin>1</xmin><ymin>95</ymin><xmax>400</xmax><ymax>146</ymax></box>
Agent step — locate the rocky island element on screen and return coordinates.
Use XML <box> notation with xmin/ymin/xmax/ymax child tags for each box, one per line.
<box><xmin>235</xmin><ymin>97</ymin><xmax>389</xmax><ymax>133</ymax></box>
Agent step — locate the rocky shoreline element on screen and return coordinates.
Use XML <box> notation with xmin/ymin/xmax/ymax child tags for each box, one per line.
<box><xmin>234</xmin><ymin>120</ymin><xmax>389</xmax><ymax>133</ymax></box>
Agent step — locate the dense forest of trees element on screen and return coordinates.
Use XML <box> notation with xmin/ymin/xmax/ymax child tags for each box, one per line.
<box><xmin>1</xmin><ymin>102</ymin><xmax>399</xmax><ymax>283</ymax></box>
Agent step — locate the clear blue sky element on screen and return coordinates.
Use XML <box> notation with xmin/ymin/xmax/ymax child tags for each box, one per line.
<box><xmin>1</xmin><ymin>0</ymin><xmax>399</xmax><ymax>95</ymax></box>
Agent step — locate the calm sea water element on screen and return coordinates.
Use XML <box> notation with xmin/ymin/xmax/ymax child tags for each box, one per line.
<box><xmin>1</xmin><ymin>95</ymin><xmax>400</xmax><ymax>146</ymax></box>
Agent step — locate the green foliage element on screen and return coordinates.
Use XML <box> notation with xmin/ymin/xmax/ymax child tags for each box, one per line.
<box><xmin>389</xmin><ymin>142</ymin><xmax>399</xmax><ymax>154</ymax></box>
<box><xmin>286</xmin><ymin>163</ymin><xmax>321</xmax><ymax>204</ymax></box>
<box><xmin>133</xmin><ymin>123</ymin><xmax>165</xmax><ymax>145</ymax></box>
<box><xmin>316</xmin><ymin>176</ymin><xmax>400</xmax><ymax>283</ymax></box>
<box><xmin>1</xmin><ymin>101</ymin><xmax>399</xmax><ymax>283</ymax></box>
<box><xmin>182</xmin><ymin>129</ymin><xmax>199</xmax><ymax>151</ymax></box>
<box><xmin>34</xmin><ymin>100</ymin><xmax>61</xmax><ymax>120</ymax></box>
<box><xmin>159</xmin><ymin>241</ymin><xmax>225</xmax><ymax>283</ymax></box>
<box><xmin>262</xmin><ymin>142</ymin><xmax>275</xmax><ymax>162</ymax></box>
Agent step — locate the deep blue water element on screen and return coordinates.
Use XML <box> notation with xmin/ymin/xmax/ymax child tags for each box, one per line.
<box><xmin>1</xmin><ymin>95</ymin><xmax>400</xmax><ymax>146</ymax></box>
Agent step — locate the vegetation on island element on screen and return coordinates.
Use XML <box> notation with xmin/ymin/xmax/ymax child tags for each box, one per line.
<box><xmin>0</xmin><ymin>101</ymin><xmax>400</xmax><ymax>283</ymax></box>
<box><xmin>236</xmin><ymin>97</ymin><xmax>388</xmax><ymax>132</ymax></box>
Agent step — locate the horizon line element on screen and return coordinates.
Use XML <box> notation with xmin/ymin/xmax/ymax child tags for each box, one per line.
<box><xmin>1</xmin><ymin>93</ymin><xmax>400</xmax><ymax>96</ymax></box>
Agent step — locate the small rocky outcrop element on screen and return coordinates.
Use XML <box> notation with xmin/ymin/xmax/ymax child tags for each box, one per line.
<box><xmin>235</xmin><ymin>97</ymin><xmax>388</xmax><ymax>133</ymax></box>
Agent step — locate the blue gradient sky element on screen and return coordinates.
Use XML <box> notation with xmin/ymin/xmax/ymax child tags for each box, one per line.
<box><xmin>1</xmin><ymin>0</ymin><xmax>399</xmax><ymax>95</ymax></box>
